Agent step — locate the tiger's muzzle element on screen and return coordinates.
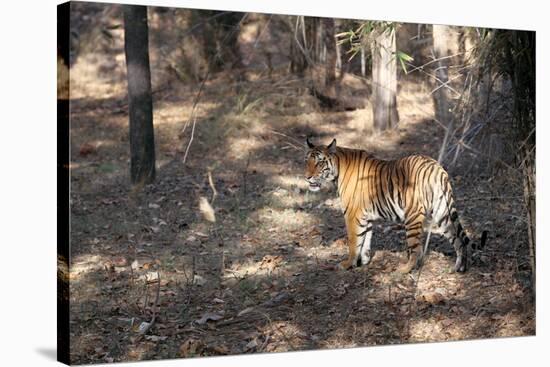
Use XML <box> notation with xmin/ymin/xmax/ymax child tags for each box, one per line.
<box><xmin>305</xmin><ymin>177</ymin><xmax>321</xmax><ymax>192</ymax></box>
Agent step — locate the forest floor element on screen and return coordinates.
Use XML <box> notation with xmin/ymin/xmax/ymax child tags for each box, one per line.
<box><xmin>66</xmin><ymin>5</ymin><xmax>535</xmax><ymax>364</ymax></box>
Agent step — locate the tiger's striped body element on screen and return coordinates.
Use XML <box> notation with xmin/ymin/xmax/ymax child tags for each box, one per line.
<box><xmin>305</xmin><ymin>138</ymin><xmax>485</xmax><ymax>273</ymax></box>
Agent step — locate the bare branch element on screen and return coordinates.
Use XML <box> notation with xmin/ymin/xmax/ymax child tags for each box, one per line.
<box><xmin>266</xmin><ymin>128</ymin><xmax>306</xmax><ymax>151</ymax></box>
<box><xmin>182</xmin><ymin>116</ymin><xmax>197</xmax><ymax>164</ymax></box>
<box><xmin>178</xmin><ymin>13</ymin><xmax>249</xmax><ymax>162</ymax></box>
<box><xmin>405</xmin><ymin>51</ymin><xmax>466</xmax><ymax>74</ymax></box>
<box><xmin>429</xmin><ymin>73</ymin><xmax>463</xmax><ymax>96</ymax></box>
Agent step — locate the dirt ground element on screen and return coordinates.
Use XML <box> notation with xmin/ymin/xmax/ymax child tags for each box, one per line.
<box><xmin>66</xmin><ymin>5</ymin><xmax>535</xmax><ymax>364</ymax></box>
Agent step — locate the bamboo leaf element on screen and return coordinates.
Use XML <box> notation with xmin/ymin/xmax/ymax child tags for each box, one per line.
<box><xmin>395</xmin><ymin>50</ymin><xmax>414</xmax><ymax>73</ymax></box>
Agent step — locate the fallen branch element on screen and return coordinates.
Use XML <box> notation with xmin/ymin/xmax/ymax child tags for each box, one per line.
<box><xmin>138</xmin><ymin>270</ymin><xmax>161</xmax><ymax>335</ymax></box>
<box><xmin>243</xmin><ymin>152</ymin><xmax>251</xmax><ymax>196</ymax></box>
<box><xmin>207</xmin><ymin>171</ymin><xmax>218</xmax><ymax>204</ymax></box>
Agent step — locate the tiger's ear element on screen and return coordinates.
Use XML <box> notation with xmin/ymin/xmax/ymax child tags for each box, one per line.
<box><xmin>306</xmin><ymin>136</ymin><xmax>315</xmax><ymax>149</ymax></box>
<box><xmin>327</xmin><ymin>138</ymin><xmax>337</xmax><ymax>153</ymax></box>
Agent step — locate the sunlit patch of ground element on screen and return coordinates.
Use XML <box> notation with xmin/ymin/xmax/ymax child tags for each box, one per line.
<box><xmin>70</xmin><ymin>254</ymin><xmax>109</xmax><ymax>281</ymax></box>
<box><xmin>69</xmin><ymin>52</ymin><xmax>127</xmax><ymax>100</ymax></box>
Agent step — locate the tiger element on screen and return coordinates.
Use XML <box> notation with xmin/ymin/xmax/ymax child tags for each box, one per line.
<box><xmin>304</xmin><ymin>137</ymin><xmax>487</xmax><ymax>273</ymax></box>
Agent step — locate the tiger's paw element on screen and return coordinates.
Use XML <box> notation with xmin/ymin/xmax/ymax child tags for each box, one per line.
<box><xmin>453</xmin><ymin>257</ymin><xmax>467</xmax><ymax>273</ymax></box>
<box><xmin>359</xmin><ymin>252</ymin><xmax>373</xmax><ymax>267</ymax></box>
<box><xmin>397</xmin><ymin>254</ymin><xmax>417</xmax><ymax>274</ymax></box>
<box><xmin>337</xmin><ymin>260</ymin><xmax>353</xmax><ymax>271</ymax></box>
<box><xmin>397</xmin><ymin>263</ymin><xmax>414</xmax><ymax>274</ymax></box>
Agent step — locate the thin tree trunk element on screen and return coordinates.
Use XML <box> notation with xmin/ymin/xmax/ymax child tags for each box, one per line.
<box><xmin>360</xmin><ymin>47</ymin><xmax>366</xmax><ymax>77</ymax></box>
<box><xmin>433</xmin><ymin>25</ymin><xmax>452</xmax><ymax>162</ymax></box>
<box><xmin>195</xmin><ymin>10</ymin><xmax>244</xmax><ymax>73</ymax></box>
<box><xmin>289</xmin><ymin>16</ymin><xmax>308</xmax><ymax>76</ymax></box>
<box><xmin>323</xmin><ymin>18</ymin><xmax>337</xmax><ymax>92</ymax></box>
<box><xmin>500</xmin><ymin>30</ymin><xmax>536</xmax><ymax>296</ymax></box>
<box><xmin>315</xmin><ymin>18</ymin><xmax>323</xmax><ymax>62</ymax></box>
<box><xmin>336</xmin><ymin>36</ymin><xmax>342</xmax><ymax>71</ymax></box>
<box><xmin>124</xmin><ymin>5</ymin><xmax>156</xmax><ymax>185</ymax></box>
<box><xmin>371</xmin><ymin>27</ymin><xmax>399</xmax><ymax>132</ymax></box>
<box><xmin>432</xmin><ymin>25</ymin><xmax>451</xmax><ymax>124</ymax></box>
<box><xmin>523</xmin><ymin>155</ymin><xmax>536</xmax><ymax>297</ymax></box>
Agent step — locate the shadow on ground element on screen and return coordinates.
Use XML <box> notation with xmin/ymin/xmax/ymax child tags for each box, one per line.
<box><xmin>68</xmin><ymin>73</ymin><xmax>534</xmax><ymax>363</ymax></box>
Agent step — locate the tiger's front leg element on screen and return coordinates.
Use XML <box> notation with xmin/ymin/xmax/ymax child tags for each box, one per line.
<box><xmin>338</xmin><ymin>215</ymin><xmax>364</xmax><ymax>270</ymax></box>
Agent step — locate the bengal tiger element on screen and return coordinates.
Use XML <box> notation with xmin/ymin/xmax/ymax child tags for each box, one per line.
<box><xmin>304</xmin><ymin>137</ymin><xmax>487</xmax><ymax>273</ymax></box>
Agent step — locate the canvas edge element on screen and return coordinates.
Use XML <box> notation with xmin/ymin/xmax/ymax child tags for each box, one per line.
<box><xmin>57</xmin><ymin>1</ymin><xmax>71</xmax><ymax>365</ymax></box>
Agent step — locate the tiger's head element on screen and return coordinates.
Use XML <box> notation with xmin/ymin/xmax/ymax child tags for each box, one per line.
<box><xmin>304</xmin><ymin>137</ymin><xmax>338</xmax><ymax>192</ymax></box>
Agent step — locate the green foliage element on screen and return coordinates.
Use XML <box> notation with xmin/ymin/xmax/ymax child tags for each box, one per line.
<box><xmin>335</xmin><ymin>21</ymin><xmax>413</xmax><ymax>73</ymax></box>
<box><xmin>335</xmin><ymin>20</ymin><xmax>389</xmax><ymax>60</ymax></box>
<box><xmin>395</xmin><ymin>50</ymin><xmax>414</xmax><ymax>74</ymax></box>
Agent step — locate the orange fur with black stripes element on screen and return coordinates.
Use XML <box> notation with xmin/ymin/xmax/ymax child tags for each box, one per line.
<box><xmin>305</xmin><ymin>138</ymin><xmax>487</xmax><ymax>273</ymax></box>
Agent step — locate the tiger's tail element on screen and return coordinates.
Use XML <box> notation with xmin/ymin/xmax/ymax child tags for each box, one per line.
<box><xmin>446</xmin><ymin>204</ymin><xmax>487</xmax><ymax>272</ymax></box>
<box><xmin>448</xmin><ymin>206</ymin><xmax>488</xmax><ymax>251</ymax></box>
<box><xmin>439</xmin><ymin>172</ymin><xmax>488</xmax><ymax>252</ymax></box>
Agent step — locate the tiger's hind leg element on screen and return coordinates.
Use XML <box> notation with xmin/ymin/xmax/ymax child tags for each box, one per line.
<box><xmin>357</xmin><ymin>220</ymin><xmax>374</xmax><ymax>267</ymax></box>
<box><xmin>442</xmin><ymin>212</ymin><xmax>469</xmax><ymax>273</ymax></box>
<box><xmin>398</xmin><ymin>211</ymin><xmax>426</xmax><ymax>273</ymax></box>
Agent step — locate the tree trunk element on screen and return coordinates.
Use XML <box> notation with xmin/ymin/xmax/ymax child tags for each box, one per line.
<box><xmin>522</xmin><ymin>154</ymin><xmax>536</xmax><ymax>297</ymax></box>
<box><xmin>360</xmin><ymin>47</ymin><xmax>366</xmax><ymax>77</ymax></box>
<box><xmin>289</xmin><ymin>16</ymin><xmax>308</xmax><ymax>76</ymax></box>
<box><xmin>289</xmin><ymin>16</ymin><xmax>319</xmax><ymax>76</ymax></box>
<box><xmin>504</xmin><ymin>30</ymin><xmax>536</xmax><ymax>295</ymax></box>
<box><xmin>336</xmin><ymin>37</ymin><xmax>342</xmax><ymax>71</ymax></box>
<box><xmin>124</xmin><ymin>5</ymin><xmax>156</xmax><ymax>185</ymax></box>
<box><xmin>371</xmin><ymin>27</ymin><xmax>399</xmax><ymax>132</ymax></box>
<box><xmin>432</xmin><ymin>25</ymin><xmax>452</xmax><ymax>161</ymax></box>
<box><xmin>322</xmin><ymin>18</ymin><xmax>337</xmax><ymax>92</ymax></box>
<box><xmin>432</xmin><ymin>25</ymin><xmax>451</xmax><ymax>125</ymax></box>
<box><xmin>196</xmin><ymin>10</ymin><xmax>244</xmax><ymax>73</ymax></box>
